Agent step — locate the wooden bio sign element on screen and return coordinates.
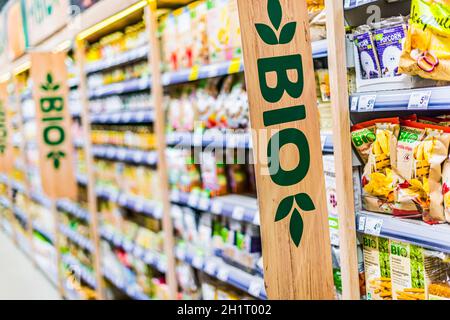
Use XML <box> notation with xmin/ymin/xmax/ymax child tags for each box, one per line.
<box><xmin>237</xmin><ymin>0</ymin><xmax>334</xmax><ymax>299</ymax></box>
<box><xmin>31</xmin><ymin>52</ymin><xmax>77</xmax><ymax>200</ymax></box>
<box><xmin>0</xmin><ymin>82</ymin><xmax>13</xmax><ymax>174</ymax></box>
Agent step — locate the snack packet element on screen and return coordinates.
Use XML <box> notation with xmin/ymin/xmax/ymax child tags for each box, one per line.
<box><xmin>394</xmin><ymin>121</ymin><xmax>450</xmax><ymax>222</ymax></box>
<box><xmin>351</xmin><ymin>118</ymin><xmax>399</xmax><ymax>164</ymax></box>
<box><xmin>423</xmin><ymin>250</ymin><xmax>450</xmax><ymax>300</ymax></box>
<box><xmin>418</xmin><ymin>116</ymin><xmax>450</xmax><ymax>127</ymax></box>
<box><xmin>373</xmin><ymin>24</ymin><xmax>407</xmax><ymax>77</ymax></box>
<box><xmin>359</xmin><ymin>118</ymin><xmax>400</xmax><ymax>214</ymax></box>
<box><xmin>399</xmin><ymin>0</ymin><xmax>450</xmax><ymax>81</ymax></box>
<box><xmin>354</xmin><ymin>31</ymin><xmax>381</xmax><ymax>79</ymax></box>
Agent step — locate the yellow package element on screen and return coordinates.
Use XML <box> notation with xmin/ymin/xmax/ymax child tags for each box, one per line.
<box><xmin>390</xmin><ymin>240</ymin><xmax>425</xmax><ymax>300</ymax></box>
<box><xmin>356</xmin><ymin>119</ymin><xmax>400</xmax><ymax>214</ymax></box>
<box><xmin>363</xmin><ymin>235</ymin><xmax>392</xmax><ymax>300</ymax></box>
<box><xmin>399</xmin><ymin>0</ymin><xmax>450</xmax><ymax>81</ymax></box>
<box><xmin>394</xmin><ymin>121</ymin><xmax>450</xmax><ymax>223</ymax></box>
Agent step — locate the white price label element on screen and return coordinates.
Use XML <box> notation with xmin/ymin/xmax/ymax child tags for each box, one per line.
<box><xmin>358</xmin><ymin>216</ymin><xmax>366</xmax><ymax>232</ymax></box>
<box><xmin>112</xmin><ymin>114</ymin><xmax>121</xmax><ymax>123</ymax></box>
<box><xmin>154</xmin><ymin>204</ymin><xmax>163</xmax><ymax>219</ymax></box>
<box><xmin>118</xmin><ymin>194</ymin><xmax>127</xmax><ymax>206</ymax></box>
<box><xmin>134</xmin><ymin>246</ymin><xmax>144</xmax><ymax>257</ymax></box>
<box><xmin>134</xmin><ymin>199</ymin><xmax>144</xmax><ymax>212</ymax></box>
<box><xmin>211</xmin><ymin>200</ymin><xmax>223</xmax><ymax>214</ymax></box>
<box><xmin>198</xmin><ymin>197</ymin><xmax>210</xmax><ymax>211</ymax></box>
<box><xmin>117</xmin><ymin>149</ymin><xmax>126</xmax><ymax>160</ymax></box>
<box><xmin>138</xmin><ymin>78</ymin><xmax>148</xmax><ymax>90</ymax></box>
<box><xmin>204</xmin><ymin>261</ymin><xmax>216</xmax><ymax>275</ymax></box>
<box><xmin>253</xmin><ymin>212</ymin><xmax>260</xmax><ymax>225</ymax></box>
<box><xmin>232</xmin><ymin>206</ymin><xmax>245</xmax><ymax>221</ymax></box>
<box><xmin>133</xmin><ymin>151</ymin><xmax>143</xmax><ymax>163</ymax></box>
<box><xmin>408</xmin><ymin>91</ymin><xmax>431</xmax><ymax>110</ymax></box>
<box><xmin>123</xmin><ymin>240</ymin><xmax>134</xmax><ymax>252</ymax></box>
<box><xmin>171</xmin><ymin>190</ymin><xmax>180</xmax><ymax>202</ymax></box>
<box><xmin>364</xmin><ymin>217</ymin><xmax>383</xmax><ymax>236</ymax></box>
<box><xmin>158</xmin><ymin>259</ymin><xmax>166</xmax><ymax>272</ymax></box>
<box><xmin>227</xmin><ymin>135</ymin><xmax>237</xmax><ymax>148</ymax></box>
<box><xmin>123</xmin><ymin>113</ymin><xmax>132</xmax><ymax>123</ymax></box>
<box><xmin>351</xmin><ymin>96</ymin><xmax>359</xmax><ymax>111</ymax></box>
<box><xmin>136</xmin><ymin>112</ymin><xmax>145</xmax><ymax>122</ymax></box>
<box><xmin>162</xmin><ymin>73</ymin><xmax>171</xmax><ymax>85</ymax></box>
<box><xmin>248</xmin><ymin>281</ymin><xmax>263</xmax><ymax>298</ymax></box>
<box><xmin>192</xmin><ymin>255</ymin><xmax>204</xmax><ymax>269</ymax></box>
<box><xmin>358</xmin><ymin>95</ymin><xmax>376</xmax><ymax>111</ymax></box>
<box><xmin>217</xmin><ymin>267</ymin><xmax>229</xmax><ymax>282</ymax></box>
<box><xmin>188</xmin><ymin>193</ymin><xmax>199</xmax><ymax>208</ymax></box>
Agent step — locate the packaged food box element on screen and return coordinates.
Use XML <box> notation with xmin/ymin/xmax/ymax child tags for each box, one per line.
<box><xmin>389</xmin><ymin>240</ymin><xmax>425</xmax><ymax>300</ymax></box>
<box><xmin>362</xmin><ymin>235</ymin><xmax>392</xmax><ymax>300</ymax></box>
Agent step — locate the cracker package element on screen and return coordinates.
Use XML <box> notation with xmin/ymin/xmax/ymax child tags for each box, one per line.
<box><xmin>355</xmin><ymin>118</ymin><xmax>400</xmax><ymax>214</ymax></box>
<box><xmin>390</xmin><ymin>240</ymin><xmax>425</xmax><ymax>300</ymax></box>
<box><xmin>394</xmin><ymin>121</ymin><xmax>450</xmax><ymax>223</ymax></box>
<box><xmin>399</xmin><ymin>0</ymin><xmax>450</xmax><ymax>81</ymax></box>
<box><xmin>423</xmin><ymin>250</ymin><xmax>450</xmax><ymax>300</ymax></box>
<box><xmin>362</xmin><ymin>235</ymin><xmax>392</xmax><ymax>300</ymax></box>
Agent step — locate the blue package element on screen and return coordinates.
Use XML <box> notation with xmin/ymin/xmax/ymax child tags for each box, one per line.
<box><xmin>354</xmin><ymin>32</ymin><xmax>381</xmax><ymax>79</ymax></box>
<box><xmin>373</xmin><ymin>24</ymin><xmax>407</xmax><ymax>78</ymax></box>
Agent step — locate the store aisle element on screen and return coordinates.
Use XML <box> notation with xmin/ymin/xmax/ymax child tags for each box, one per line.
<box><xmin>0</xmin><ymin>231</ymin><xmax>61</xmax><ymax>300</ymax></box>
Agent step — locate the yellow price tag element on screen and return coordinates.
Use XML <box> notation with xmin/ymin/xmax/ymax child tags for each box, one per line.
<box><xmin>228</xmin><ymin>59</ymin><xmax>241</xmax><ymax>74</ymax></box>
<box><xmin>188</xmin><ymin>65</ymin><xmax>200</xmax><ymax>81</ymax></box>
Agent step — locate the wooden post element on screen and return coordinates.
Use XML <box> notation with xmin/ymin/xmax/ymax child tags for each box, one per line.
<box><xmin>325</xmin><ymin>0</ymin><xmax>360</xmax><ymax>300</ymax></box>
<box><xmin>145</xmin><ymin>2</ymin><xmax>178</xmax><ymax>300</ymax></box>
<box><xmin>75</xmin><ymin>40</ymin><xmax>105</xmax><ymax>300</ymax></box>
<box><xmin>236</xmin><ymin>0</ymin><xmax>334</xmax><ymax>299</ymax></box>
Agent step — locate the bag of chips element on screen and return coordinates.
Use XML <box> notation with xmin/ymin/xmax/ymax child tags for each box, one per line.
<box><xmin>356</xmin><ymin>118</ymin><xmax>400</xmax><ymax>214</ymax></box>
<box><xmin>399</xmin><ymin>0</ymin><xmax>450</xmax><ymax>81</ymax></box>
<box><xmin>394</xmin><ymin>120</ymin><xmax>450</xmax><ymax>223</ymax></box>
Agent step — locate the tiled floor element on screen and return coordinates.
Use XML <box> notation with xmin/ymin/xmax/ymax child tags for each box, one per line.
<box><xmin>0</xmin><ymin>231</ymin><xmax>61</xmax><ymax>300</ymax></box>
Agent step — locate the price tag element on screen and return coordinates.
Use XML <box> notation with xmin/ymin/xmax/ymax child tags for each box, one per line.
<box><xmin>358</xmin><ymin>216</ymin><xmax>366</xmax><ymax>232</ymax></box>
<box><xmin>188</xmin><ymin>193</ymin><xmax>199</xmax><ymax>208</ymax></box>
<box><xmin>154</xmin><ymin>204</ymin><xmax>163</xmax><ymax>219</ymax></box>
<box><xmin>217</xmin><ymin>267</ymin><xmax>229</xmax><ymax>282</ymax></box>
<box><xmin>192</xmin><ymin>255</ymin><xmax>204</xmax><ymax>269</ymax></box>
<box><xmin>248</xmin><ymin>280</ymin><xmax>263</xmax><ymax>298</ymax></box>
<box><xmin>171</xmin><ymin>190</ymin><xmax>180</xmax><ymax>202</ymax></box>
<box><xmin>227</xmin><ymin>134</ymin><xmax>237</xmax><ymax>148</ymax></box>
<box><xmin>207</xmin><ymin>65</ymin><xmax>219</xmax><ymax>78</ymax></box>
<box><xmin>364</xmin><ymin>217</ymin><xmax>383</xmax><ymax>236</ymax></box>
<box><xmin>176</xmin><ymin>247</ymin><xmax>186</xmax><ymax>261</ymax></box>
<box><xmin>358</xmin><ymin>95</ymin><xmax>376</xmax><ymax>111</ymax></box>
<box><xmin>134</xmin><ymin>246</ymin><xmax>144</xmax><ymax>258</ymax></box>
<box><xmin>133</xmin><ymin>151</ymin><xmax>143</xmax><ymax>163</ymax></box>
<box><xmin>134</xmin><ymin>199</ymin><xmax>144</xmax><ymax>212</ymax></box>
<box><xmin>204</xmin><ymin>261</ymin><xmax>217</xmax><ymax>275</ymax></box>
<box><xmin>138</xmin><ymin>77</ymin><xmax>148</xmax><ymax>90</ymax></box>
<box><xmin>145</xmin><ymin>251</ymin><xmax>155</xmax><ymax>264</ymax></box>
<box><xmin>198</xmin><ymin>197</ymin><xmax>210</xmax><ymax>211</ymax></box>
<box><xmin>106</xmin><ymin>148</ymin><xmax>115</xmax><ymax>159</ymax></box>
<box><xmin>193</xmin><ymin>134</ymin><xmax>203</xmax><ymax>146</ymax></box>
<box><xmin>350</xmin><ymin>96</ymin><xmax>359</xmax><ymax>111</ymax></box>
<box><xmin>117</xmin><ymin>148</ymin><xmax>126</xmax><ymax>160</ymax></box>
<box><xmin>118</xmin><ymin>194</ymin><xmax>128</xmax><ymax>206</ymax></box>
<box><xmin>232</xmin><ymin>206</ymin><xmax>245</xmax><ymax>221</ymax></box>
<box><xmin>408</xmin><ymin>91</ymin><xmax>431</xmax><ymax>110</ymax></box>
<box><xmin>146</xmin><ymin>152</ymin><xmax>156</xmax><ymax>165</ymax></box>
<box><xmin>253</xmin><ymin>211</ymin><xmax>260</xmax><ymax>225</ymax></box>
<box><xmin>162</xmin><ymin>73</ymin><xmax>171</xmax><ymax>86</ymax></box>
<box><xmin>111</xmin><ymin>113</ymin><xmax>121</xmax><ymax>123</ymax></box>
<box><xmin>211</xmin><ymin>200</ymin><xmax>223</xmax><ymax>214</ymax></box>
<box><xmin>158</xmin><ymin>259</ymin><xmax>167</xmax><ymax>272</ymax></box>
<box><xmin>122</xmin><ymin>112</ymin><xmax>132</xmax><ymax>123</ymax></box>
<box><xmin>123</xmin><ymin>239</ymin><xmax>134</xmax><ymax>252</ymax></box>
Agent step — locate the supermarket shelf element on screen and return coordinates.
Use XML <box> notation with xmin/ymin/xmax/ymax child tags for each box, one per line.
<box><xmin>102</xmin><ymin>268</ymin><xmax>151</xmax><ymax>300</ymax></box>
<box><xmin>30</xmin><ymin>191</ymin><xmax>52</xmax><ymax>208</ymax></box>
<box><xmin>96</xmin><ymin>186</ymin><xmax>163</xmax><ymax>220</ymax></box>
<box><xmin>10</xmin><ymin>180</ymin><xmax>26</xmax><ymax>194</ymax></box>
<box><xmin>161</xmin><ymin>41</ymin><xmax>327</xmax><ymax>86</ymax></box>
<box><xmin>175</xmin><ymin>245</ymin><xmax>267</xmax><ymax>300</ymax></box>
<box><xmin>170</xmin><ymin>190</ymin><xmax>260</xmax><ymax>225</ymax></box>
<box><xmin>61</xmin><ymin>253</ymin><xmax>97</xmax><ymax>289</ymax></box>
<box><xmin>68</xmin><ymin>78</ymin><xmax>79</xmax><ymax>88</ymax></box>
<box><xmin>32</xmin><ymin>222</ymin><xmax>54</xmax><ymax>244</ymax></box>
<box><xmin>88</xmin><ymin>77</ymin><xmax>151</xmax><ymax>99</ymax></box>
<box><xmin>92</xmin><ymin>145</ymin><xmax>158</xmax><ymax>166</ymax></box>
<box><xmin>100</xmin><ymin>227</ymin><xmax>166</xmax><ymax>273</ymax></box>
<box><xmin>166</xmin><ymin>131</ymin><xmax>251</xmax><ymax>149</ymax></box>
<box><xmin>344</xmin><ymin>0</ymin><xmax>377</xmax><ymax>9</ymax></box>
<box><xmin>350</xmin><ymin>86</ymin><xmax>450</xmax><ymax>113</ymax></box>
<box><xmin>90</xmin><ymin>109</ymin><xmax>154</xmax><ymax>124</ymax></box>
<box><xmin>0</xmin><ymin>173</ymin><xmax>8</xmax><ymax>185</ymax></box>
<box><xmin>59</xmin><ymin>224</ymin><xmax>94</xmax><ymax>252</ymax></box>
<box><xmin>356</xmin><ymin>211</ymin><xmax>450</xmax><ymax>253</ymax></box>
<box><xmin>0</xmin><ymin>196</ymin><xmax>11</xmax><ymax>208</ymax></box>
<box><xmin>162</xmin><ymin>59</ymin><xmax>244</xmax><ymax>86</ymax></box>
<box><xmin>12</xmin><ymin>206</ymin><xmax>28</xmax><ymax>226</ymax></box>
<box><xmin>86</xmin><ymin>46</ymin><xmax>149</xmax><ymax>74</ymax></box>
<box><xmin>56</xmin><ymin>199</ymin><xmax>90</xmax><ymax>222</ymax></box>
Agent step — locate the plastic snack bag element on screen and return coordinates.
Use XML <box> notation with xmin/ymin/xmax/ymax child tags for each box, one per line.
<box><xmin>423</xmin><ymin>250</ymin><xmax>450</xmax><ymax>300</ymax></box>
<box><xmin>354</xmin><ymin>31</ymin><xmax>381</xmax><ymax>79</ymax></box>
<box><xmin>394</xmin><ymin>121</ymin><xmax>450</xmax><ymax>223</ymax></box>
<box><xmin>373</xmin><ymin>24</ymin><xmax>407</xmax><ymax>77</ymax></box>
<box><xmin>399</xmin><ymin>0</ymin><xmax>450</xmax><ymax>81</ymax></box>
<box><xmin>359</xmin><ymin>118</ymin><xmax>400</xmax><ymax>214</ymax></box>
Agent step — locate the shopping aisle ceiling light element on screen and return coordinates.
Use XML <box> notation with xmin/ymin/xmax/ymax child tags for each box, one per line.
<box><xmin>76</xmin><ymin>0</ymin><xmax>154</xmax><ymax>41</ymax></box>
